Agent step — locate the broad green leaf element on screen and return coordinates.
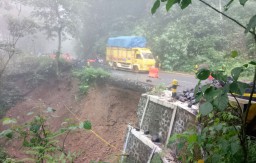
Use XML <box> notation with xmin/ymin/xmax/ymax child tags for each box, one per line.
<box><xmin>211</xmin><ymin>71</ymin><xmax>227</xmax><ymax>82</ymax></box>
<box><xmin>201</xmin><ymin>84</ymin><xmax>211</xmax><ymax>93</ymax></box>
<box><xmin>196</xmin><ymin>68</ymin><xmax>210</xmax><ymax>80</ymax></box>
<box><xmin>229</xmin><ymin>81</ymin><xmax>249</xmax><ymax>95</ymax></box>
<box><xmin>180</xmin><ymin>0</ymin><xmax>191</xmax><ymax>9</ymax></box>
<box><xmin>213</xmin><ymin>93</ymin><xmax>229</xmax><ymax>111</ymax></box>
<box><xmin>166</xmin><ymin>0</ymin><xmax>178</xmax><ymax>11</ymax></box>
<box><xmin>245</xmin><ymin>15</ymin><xmax>256</xmax><ymax>33</ymax></box>
<box><xmin>243</xmin><ymin>64</ymin><xmax>248</xmax><ymax>68</ymax></box>
<box><xmin>83</xmin><ymin>120</ymin><xmax>92</xmax><ymax>130</ymax></box>
<box><xmin>0</xmin><ymin>129</ymin><xmax>13</xmax><ymax>139</ymax></box>
<box><xmin>204</xmin><ymin>87</ymin><xmax>221</xmax><ymax>102</ymax></box>
<box><xmin>239</xmin><ymin>0</ymin><xmax>248</xmax><ymax>5</ymax></box>
<box><xmin>199</xmin><ymin>102</ymin><xmax>213</xmax><ymax>116</ymax></box>
<box><xmin>231</xmin><ymin>67</ymin><xmax>243</xmax><ymax>81</ymax></box>
<box><xmin>249</xmin><ymin>60</ymin><xmax>256</xmax><ymax>65</ymax></box>
<box><xmin>195</xmin><ymin>92</ymin><xmax>203</xmax><ymax>102</ymax></box>
<box><xmin>2</xmin><ymin>117</ymin><xmax>17</xmax><ymax>125</ymax></box>
<box><xmin>223</xmin><ymin>83</ymin><xmax>230</xmax><ymax>93</ymax></box>
<box><xmin>151</xmin><ymin>0</ymin><xmax>161</xmax><ymax>14</ymax></box>
<box><xmin>230</xmin><ymin>50</ymin><xmax>238</xmax><ymax>58</ymax></box>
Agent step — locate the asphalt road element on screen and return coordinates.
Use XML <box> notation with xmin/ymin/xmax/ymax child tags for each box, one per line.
<box><xmin>110</xmin><ymin>70</ymin><xmax>199</xmax><ymax>92</ymax></box>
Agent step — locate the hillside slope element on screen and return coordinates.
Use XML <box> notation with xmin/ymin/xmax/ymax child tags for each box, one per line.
<box><xmin>1</xmin><ymin>74</ymin><xmax>142</xmax><ymax>162</ymax></box>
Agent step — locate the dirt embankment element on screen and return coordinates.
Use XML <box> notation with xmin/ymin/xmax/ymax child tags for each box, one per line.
<box><xmin>0</xmin><ymin>74</ymin><xmax>142</xmax><ymax>162</ymax></box>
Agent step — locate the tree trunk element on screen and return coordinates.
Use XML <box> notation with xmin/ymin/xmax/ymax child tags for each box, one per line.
<box><xmin>56</xmin><ymin>27</ymin><xmax>62</xmax><ymax>76</ymax></box>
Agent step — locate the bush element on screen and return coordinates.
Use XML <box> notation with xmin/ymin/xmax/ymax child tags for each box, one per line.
<box><xmin>73</xmin><ymin>67</ymin><xmax>110</xmax><ymax>95</ymax></box>
<box><xmin>0</xmin><ymin>116</ymin><xmax>92</xmax><ymax>162</ymax></box>
<box><xmin>0</xmin><ymin>147</ymin><xmax>8</xmax><ymax>162</ymax></box>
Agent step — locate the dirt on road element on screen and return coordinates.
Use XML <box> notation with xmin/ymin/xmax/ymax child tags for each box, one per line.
<box><xmin>0</xmin><ymin>74</ymin><xmax>142</xmax><ymax>162</ymax></box>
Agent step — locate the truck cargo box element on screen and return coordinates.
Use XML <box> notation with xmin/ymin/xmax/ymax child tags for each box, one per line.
<box><xmin>106</xmin><ymin>36</ymin><xmax>155</xmax><ymax>72</ymax></box>
<box><xmin>107</xmin><ymin>36</ymin><xmax>146</xmax><ymax>48</ymax></box>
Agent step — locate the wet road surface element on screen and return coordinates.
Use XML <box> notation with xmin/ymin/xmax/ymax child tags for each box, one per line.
<box><xmin>110</xmin><ymin>70</ymin><xmax>199</xmax><ymax>92</ymax></box>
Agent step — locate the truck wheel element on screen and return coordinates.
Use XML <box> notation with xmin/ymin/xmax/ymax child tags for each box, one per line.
<box><xmin>133</xmin><ymin>66</ymin><xmax>139</xmax><ymax>73</ymax></box>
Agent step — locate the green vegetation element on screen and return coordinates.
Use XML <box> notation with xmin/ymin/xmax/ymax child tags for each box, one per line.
<box><xmin>168</xmin><ymin>61</ymin><xmax>256</xmax><ymax>162</ymax></box>
<box><xmin>0</xmin><ymin>147</ymin><xmax>8</xmax><ymax>163</ymax></box>
<box><xmin>18</xmin><ymin>0</ymin><xmax>81</xmax><ymax>76</ymax></box>
<box><xmin>151</xmin><ymin>153</ymin><xmax>163</xmax><ymax>163</ymax></box>
<box><xmin>75</xmin><ymin>0</ymin><xmax>255</xmax><ymax>76</ymax></box>
<box><xmin>0</xmin><ymin>115</ymin><xmax>91</xmax><ymax>162</ymax></box>
<box><xmin>149</xmin><ymin>83</ymin><xmax>167</xmax><ymax>96</ymax></box>
<box><xmin>0</xmin><ymin>16</ymin><xmax>37</xmax><ymax>82</ymax></box>
<box><xmin>0</xmin><ymin>0</ymin><xmax>255</xmax><ymax>162</ymax></box>
<box><xmin>73</xmin><ymin>67</ymin><xmax>110</xmax><ymax>95</ymax></box>
<box><xmin>152</xmin><ymin>0</ymin><xmax>256</xmax><ymax>162</ymax></box>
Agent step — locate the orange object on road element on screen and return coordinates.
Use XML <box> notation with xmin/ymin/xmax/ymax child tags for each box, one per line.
<box><xmin>208</xmin><ymin>74</ymin><xmax>214</xmax><ymax>80</ymax></box>
<box><xmin>148</xmin><ymin>67</ymin><xmax>159</xmax><ymax>78</ymax></box>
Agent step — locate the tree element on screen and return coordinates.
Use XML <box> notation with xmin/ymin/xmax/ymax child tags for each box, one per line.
<box><xmin>151</xmin><ymin>0</ymin><xmax>256</xmax><ymax>39</ymax></box>
<box><xmin>18</xmin><ymin>0</ymin><xmax>81</xmax><ymax>75</ymax></box>
<box><xmin>75</xmin><ymin>0</ymin><xmax>148</xmax><ymax>58</ymax></box>
<box><xmin>0</xmin><ymin>16</ymin><xmax>37</xmax><ymax>81</ymax></box>
<box><xmin>151</xmin><ymin>0</ymin><xmax>256</xmax><ymax>162</ymax></box>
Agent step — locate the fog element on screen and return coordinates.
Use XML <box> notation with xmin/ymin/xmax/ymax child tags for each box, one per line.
<box><xmin>0</xmin><ymin>0</ymin><xmax>75</xmax><ymax>56</ymax></box>
<box><xmin>0</xmin><ymin>0</ymin><xmax>255</xmax><ymax>162</ymax></box>
<box><xmin>0</xmin><ymin>0</ymin><xmax>255</xmax><ymax>69</ymax></box>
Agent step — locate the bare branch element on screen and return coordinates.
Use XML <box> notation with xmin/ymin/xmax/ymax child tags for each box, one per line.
<box><xmin>198</xmin><ymin>0</ymin><xmax>256</xmax><ymax>38</ymax></box>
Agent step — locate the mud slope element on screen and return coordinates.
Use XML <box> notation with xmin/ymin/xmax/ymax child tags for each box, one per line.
<box><xmin>1</xmin><ymin>76</ymin><xmax>142</xmax><ymax>162</ymax></box>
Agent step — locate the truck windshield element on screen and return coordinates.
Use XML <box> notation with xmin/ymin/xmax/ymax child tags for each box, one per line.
<box><xmin>142</xmin><ymin>53</ymin><xmax>154</xmax><ymax>59</ymax></box>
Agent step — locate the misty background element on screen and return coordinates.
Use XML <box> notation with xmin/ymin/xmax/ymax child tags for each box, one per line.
<box><xmin>0</xmin><ymin>0</ymin><xmax>255</xmax><ymax>73</ymax></box>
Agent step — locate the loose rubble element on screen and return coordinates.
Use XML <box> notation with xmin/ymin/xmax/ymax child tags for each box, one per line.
<box><xmin>177</xmin><ymin>89</ymin><xmax>197</xmax><ymax>108</ymax></box>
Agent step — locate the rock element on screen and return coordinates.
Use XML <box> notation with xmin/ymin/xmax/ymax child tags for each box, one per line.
<box><xmin>189</xmin><ymin>93</ymin><xmax>194</xmax><ymax>98</ymax></box>
<box><xmin>179</xmin><ymin>96</ymin><xmax>186</xmax><ymax>102</ymax></box>
<box><xmin>151</xmin><ymin>134</ymin><xmax>161</xmax><ymax>142</ymax></box>
<box><xmin>191</xmin><ymin>99</ymin><xmax>197</xmax><ymax>105</ymax></box>
<box><xmin>135</xmin><ymin>127</ymin><xmax>140</xmax><ymax>131</ymax></box>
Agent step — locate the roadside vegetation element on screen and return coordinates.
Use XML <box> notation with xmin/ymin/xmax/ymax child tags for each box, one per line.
<box><xmin>152</xmin><ymin>0</ymin><xmax>256</xmax><ymax>162</ymax></box>
<box><xmin>0</xmin><ymin>0</ymin><xmax>255</xmax><ymax>162</ymax></box>
<box><xmin>75</xmin><ymin>0</ymin><xmax>255</xmax><ymax>76</ymax></box>
<box><xmin>0</xmin><ymin>115</ymin><xmax>92</xmax><ymax>162</ymax></box>
<box><xmin>73</xmin><ymin>67</ymin><xmax>110</xmax><ymax>95</ymax></box>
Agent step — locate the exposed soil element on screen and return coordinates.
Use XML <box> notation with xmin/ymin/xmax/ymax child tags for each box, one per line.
<box><xmin>0</xmin><ymin>74</ymin><xmax>142</xmax><ymax>162</ymax></box>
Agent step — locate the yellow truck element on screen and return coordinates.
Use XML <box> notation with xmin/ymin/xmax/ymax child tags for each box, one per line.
<box><xmin>106</xmin><ymin>36</ymin><xmax>156</xmax><ymax>72</ymax></box>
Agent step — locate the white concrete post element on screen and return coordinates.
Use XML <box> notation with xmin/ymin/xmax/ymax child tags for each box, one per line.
<box><xmin>140</xmin><ymin>95</ymin><xmax>150</xmax><ymax>129</ymax></box>
<box><xmin>121</xmin><ymin>125</ymin><xmax>132</xmax><ymax>163</ymax></box>
<box><xmin>147</xmin><ymin>147</ymin><xmax>156</xmax><ymax>163</ymax></box>
<box><xmin>165</xmin><ymin>106</ymin><xmax>177</xmax><ymax>146</ymax></box>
